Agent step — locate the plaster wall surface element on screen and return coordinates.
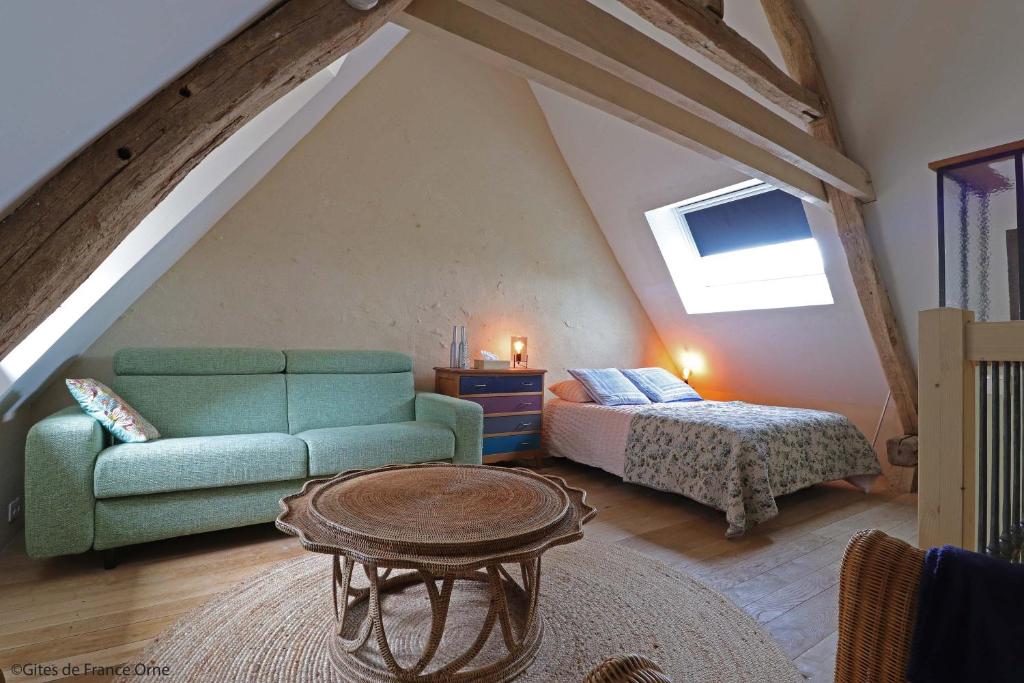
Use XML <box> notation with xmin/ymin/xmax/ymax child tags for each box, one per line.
<box><xmin>34</xmin><ymin>34</ymin><xmax>671</xmax><ymax>420</ymax></box>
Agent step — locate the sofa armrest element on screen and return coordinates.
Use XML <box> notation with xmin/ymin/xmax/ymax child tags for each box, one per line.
<box><xmin>25</xmin><ymin>407</ymin><xmax>106</xmax><ymax>558</ymax></box>
<box><xmin>415</xmin><ymin>392</ymin><xmax>483</xmax><ymax>465</ymax></box>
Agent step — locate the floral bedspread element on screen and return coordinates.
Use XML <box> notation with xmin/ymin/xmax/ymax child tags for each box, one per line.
<box><xmin>622</xmin><ymin>401</ymin><xmax>882</xmax><ymax>537</ymax></box>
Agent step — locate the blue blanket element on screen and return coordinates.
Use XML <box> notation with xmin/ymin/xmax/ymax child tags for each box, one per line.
<box><xmin>908</xmin><ymin>545</ymin><xmax>1024</xmax><ymax>682</ymax></box>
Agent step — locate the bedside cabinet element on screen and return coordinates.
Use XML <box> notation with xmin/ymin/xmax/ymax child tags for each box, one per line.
<box><xmin>434</xmin><ymin>367</ymin><xmax>547</xmax><ymax>463</ymax></box>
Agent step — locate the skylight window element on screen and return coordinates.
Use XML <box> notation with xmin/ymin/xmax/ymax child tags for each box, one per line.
<box><xmin>646</xmin><ymin>180</ymin><xmax>833</xmax><ymax>314</ymax></box>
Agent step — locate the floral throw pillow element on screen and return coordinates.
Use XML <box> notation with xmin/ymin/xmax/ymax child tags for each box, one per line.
<box><xmin>66</xmin><ymin>378</ymin><xmax>160</xmax><ymax>443</ymax></box>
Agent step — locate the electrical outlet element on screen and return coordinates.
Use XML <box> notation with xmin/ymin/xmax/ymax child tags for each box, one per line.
<box><xmin>7</xmin><ymin>496</ymin><xmax>21</xmax><ymax>523</ymax></box>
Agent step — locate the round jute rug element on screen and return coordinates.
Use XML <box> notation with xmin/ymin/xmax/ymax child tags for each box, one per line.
<box><xmin>123</xmin><ymin>538</ymin><xmax>801</xmax><ymax>682</ymax></box>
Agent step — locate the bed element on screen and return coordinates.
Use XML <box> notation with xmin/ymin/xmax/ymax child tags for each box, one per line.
<box><xmin>542</xmin><ymin>398</ymin><xmax>882</xmax><ymax>536</ymax></box>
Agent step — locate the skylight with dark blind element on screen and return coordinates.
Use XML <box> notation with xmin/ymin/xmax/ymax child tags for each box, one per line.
<box><xmin>646</xmin><ymin>180</ymin><xmax>833</xmax><ymax>314</ymax></box>
<box><xmin>681</xmin><ymin>188</ymin><xmax>813</xmax><ymax>257</ymax></box>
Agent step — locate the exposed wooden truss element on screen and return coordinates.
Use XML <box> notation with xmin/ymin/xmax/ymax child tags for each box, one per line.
<box><xmin>760</xmin><ymin>0</ymin><xmax>918</xmax><ymax>436</ymax></box>
<box><xmin>618</xmin><ymin>0</ymin><xmax>824</xmax><ymax>122</ymax></box>
<box><xmin>0</xmin><ymin>0</ymin><xmax>412</xmax><ymax>360</ymax></box>
<box><xmin>0</xmin><ymin>0</ymin><xmax>911</xmax><ymax>440</ymax></box>
<box><xmin>701</xmin><ymin>0</ymin><xmax>724</xmax><ymax>18</ymax></box>
<box><xmin>397</xmin><ymin>0</ymin><xmax>829</xmax><ymax>205</ymax></box>
<box><xmin>458</xmin><ymin>0</ymin><xmax>873</xmax><ymax>200</ymax></box>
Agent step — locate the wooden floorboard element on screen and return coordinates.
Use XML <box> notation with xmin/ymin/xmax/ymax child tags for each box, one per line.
<box><xmin>0</xmin><ymin>459</ymin><xmax>916</xmax><ymax>682</ymax></box>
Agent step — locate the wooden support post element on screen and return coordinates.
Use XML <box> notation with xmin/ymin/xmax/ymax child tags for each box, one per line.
<box><xmin>918</xmin><ymin>308</ymin><xmax>975</xmax><ymax>550</ymax></box>
<box><xmin>618</xmin><ymin>0</ymin><xmax>824</xmax><ymax>121</ymax></box>
<box><xmin>760</xmin><ymin>0</ymin><xmax>919</xmax><ymax>437</ymax></box>
<box><xmin>0</xmin><ymin>0</ymin><xmax>412</xmax><ymax>360</ymax></box>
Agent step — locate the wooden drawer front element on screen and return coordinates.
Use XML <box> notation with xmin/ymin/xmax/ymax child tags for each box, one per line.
<box><xmin>484</xmin><ymin>414</ymin><xmax>542</xmax><ymax>435</ymax></box>
<box><xmin>459</xmin><ymin>374</ymin><xmax>543</xmax><ymax>395</ymax></box>
<box><xmin>483</xmin><ymin>434</ymin><xmax>541</xmax><ymax>456</ymax></box>
<box><xmin>465</xmin><ymin>395</ymin><xmax>542</xmax><ymax>414</ymax></box>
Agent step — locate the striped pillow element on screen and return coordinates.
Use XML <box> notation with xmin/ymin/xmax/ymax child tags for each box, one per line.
<box><xmin>621</xmin><ymin>367</ymin><xmax>702</xmax><ymax>403</ymax></box>
<box><xmin>568</xmin><ymin>369</ymin><xmax>651</xmax><ymax>406</ymax></box>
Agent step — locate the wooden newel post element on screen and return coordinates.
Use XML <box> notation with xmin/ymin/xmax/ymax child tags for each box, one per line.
<box><xmin>918</xmin><ymin>308</ymin><xmax>976</xmax><ymax>551</ymax></box>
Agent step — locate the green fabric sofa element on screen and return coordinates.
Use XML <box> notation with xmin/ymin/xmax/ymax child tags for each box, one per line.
<box><xmin>25</xmin><ymin>348</ymin><xmax>483</xmax><ymax>558</ymax></box>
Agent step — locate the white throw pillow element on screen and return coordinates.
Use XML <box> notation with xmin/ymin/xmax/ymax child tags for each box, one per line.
<box><xmin>548</xmin><ymin>379</ymin><xmax>594</xmax><ymax>403</ymax></box>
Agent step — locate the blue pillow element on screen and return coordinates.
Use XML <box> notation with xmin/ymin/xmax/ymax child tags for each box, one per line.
<box><xmin>568</xmin><ymin>368</ymin><xmax>651</xmax><ymax>406</ymax></box>
<box><xmin>620</xmin><ymin>367</ymin><xmax>702</xmax><ymax>403</ymax></box>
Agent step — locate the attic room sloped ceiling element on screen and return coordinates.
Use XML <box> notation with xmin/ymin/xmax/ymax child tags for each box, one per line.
<box><xmin>527</xmin><ymin>0</ymin><xmax>1024</xmax><ymax>489</ymax></box>
<box><xmin>3</xmin><ymin>0</ymin><xmax>1024</xmax><ymax>528</ymax></box>
<box><xmin>2</xmin><ymin>27</ymin><xmax>675</xmax><ymax>550</ymax></box>
<box><xmin>531</xmin><ymin>81</ymin><xmax>906</xmax><ymax>486</ymax></box>
<box><xmin>30</xmin><ymin>32</ymin><xmax>674</xmax><ymax>422</ymax></box>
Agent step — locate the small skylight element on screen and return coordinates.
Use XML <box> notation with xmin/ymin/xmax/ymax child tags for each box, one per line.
<box><xmin>646</xmin><ymin>180</ymin><xmax>833</xmax><ymax>314</ymax></box>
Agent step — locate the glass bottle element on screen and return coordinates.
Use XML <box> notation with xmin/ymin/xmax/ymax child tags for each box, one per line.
<box><xmin>449</xmin><ymin>326</ymin><xmax>458</xmax><ymax>368</ymax></box>
<box><xmin>458</xmin><ymin>326</ymin><xmax>468</xmax><ymax>369</ymax></box>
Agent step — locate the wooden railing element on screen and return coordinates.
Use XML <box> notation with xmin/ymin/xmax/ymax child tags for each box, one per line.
<box><xmin>919</xmin><ymin>308</ymin><xmax>1024</xmax><ymax>558</ymax></box>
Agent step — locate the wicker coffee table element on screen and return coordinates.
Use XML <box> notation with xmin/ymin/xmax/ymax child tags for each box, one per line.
<box><xmin>276</xmin><ymin>463</ymin><xmax>595</xmax><ymax>683</ymax></box>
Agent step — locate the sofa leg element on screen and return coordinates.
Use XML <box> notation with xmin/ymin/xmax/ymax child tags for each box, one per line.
<box><xmin>101</xmin><ymin>550</ymin><xmax>120</xmax><ymax>570</ymax></box>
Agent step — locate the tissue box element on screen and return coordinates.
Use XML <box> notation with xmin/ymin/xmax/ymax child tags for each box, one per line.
<box><xmin>473</xmin><ymin>359</ymin><xmax>510</xmax><ymax>370</ymax></box>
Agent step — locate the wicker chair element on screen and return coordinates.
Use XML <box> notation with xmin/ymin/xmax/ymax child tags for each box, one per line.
<box><xmin>584</xmin><ymin>654</ymin><xmax>672</xmax><ymax>682</ymax></box>
<box><xmin>585</xmin><ymin>529</ymin><xmax>925</xmax><ymax>683</ymax></box>
<box><xmin>835</xmin><ymin>529</ymin><xmax>926</xmax><ymax>683</ymax></box>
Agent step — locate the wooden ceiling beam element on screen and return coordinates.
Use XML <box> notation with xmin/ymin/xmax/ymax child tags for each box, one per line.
<box><xmin>460</xmin><ymin>0</ymin><xmax>873</xmax><ymax>200</ymax></box>
<box><xmin>398</xmin><ymin>0</ymin><xmax>829</xmax><ymax>206</ymax></box>
<box><xmin>760</xmin><ymin>0</ymin><xmax>919</xmax><ymax>436</ymax></box>
<box><xmin>0</xmin><ymin>0</ymin><xmax>412</xmax><ymax>360</ymax></box>
<box><xmin>618</xmin><ymin>0</ymin><xmax>825</xmax><ymax>122</ymax></box>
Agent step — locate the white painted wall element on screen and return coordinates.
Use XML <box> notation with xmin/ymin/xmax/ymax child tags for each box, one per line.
<box><xmin>530</xmin><ymin>84</ymin><xmax>903</xmax><ymax>479</ymax></box>
<box><xmin>786</xmin><ymin>0</ymin><xmax>1024</xmax><ymax>352</ymax></box>
<box><xmin>0</xmin><ymin>0</ymin><xmax>280</xmax><ymax>217</ymax></box>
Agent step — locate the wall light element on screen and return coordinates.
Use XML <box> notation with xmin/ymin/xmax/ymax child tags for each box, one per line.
<box><xmin>681</xmin><ymin>351</ymin><xmax>705</xmax><ymax>383</ymax></box>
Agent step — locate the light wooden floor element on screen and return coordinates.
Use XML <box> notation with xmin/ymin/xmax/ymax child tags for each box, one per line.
<box><xmin>0</xmin><ymin>460</ymin><xmax>916</xmax><ymax>682</ymax></box>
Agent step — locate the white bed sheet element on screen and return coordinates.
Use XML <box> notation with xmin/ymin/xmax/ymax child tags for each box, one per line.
<box><xmin>542</xmin><ymin>398</ymin><xmax>710</xmax><ymax>477</ymax></box>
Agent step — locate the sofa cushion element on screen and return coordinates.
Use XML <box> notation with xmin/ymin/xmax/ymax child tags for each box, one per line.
<box><xmin>111</xmin><ymin>375</ymin><xmax>288</xmax><ymax>438</ymax></box>
<box><xmin>299</xmin><ymin>421</ymin><xmax>455</xmax><ymax>476</ymax></box>
<box><xmin>114</xmin><ymin>347</ymin><xmax>286</xmax><ymax>376</ymax></box>
<box><xmin>94</xmin><ymin>479</ymin><xmax>306</xmax><ymax>550</ymax></box>
<box><xmin>94</xmin><ymin>432</ymin><xmax>307</xmax><ymax>498</ymax></box>
<box><xmin>287</xmin><ymin>373</ymin><xmax>415</xmax><ymax>433</ymax></box>
<box><xmin>284</xmin><ymin>350</ymin><xmax>412</xmax><ymax>374</ymax></box>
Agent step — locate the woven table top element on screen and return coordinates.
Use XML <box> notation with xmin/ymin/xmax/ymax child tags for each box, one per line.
<box><xmin>277</xmin><ymin>463</ymin><xmax>595</xmax><ymax>571</ymax></box>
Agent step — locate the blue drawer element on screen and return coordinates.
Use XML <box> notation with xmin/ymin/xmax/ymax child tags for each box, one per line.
<box><xmin>483</xmin><ymin>434</ymin><xmax>542</xmax><ymax>456</ymax></box>
<box><xmin>484</xmin><ymin>414</ymin><xmax>542</xmax><ymax>435</ymax></box>
<box><xmin>466</xmin><ymin>395</ymin><xmax>543</xmax><ymax>414</ymax></box>
<box><xmin>460</xmin><ymin>374</ymin><xmax>543</xmax><ymax>395</ymax></box>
